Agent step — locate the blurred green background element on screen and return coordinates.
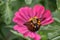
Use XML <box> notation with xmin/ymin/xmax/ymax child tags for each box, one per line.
<box><xmin>0</xmin><ymin>0</ymin><xmax>60</xmax><ymax>40</ymax></box>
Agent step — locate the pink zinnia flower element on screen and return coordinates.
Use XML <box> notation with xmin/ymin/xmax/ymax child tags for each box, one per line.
<box><xmin>13</xmin><ymin>4</ymin><xmax>54</xmax><ymax>40</ymax></box>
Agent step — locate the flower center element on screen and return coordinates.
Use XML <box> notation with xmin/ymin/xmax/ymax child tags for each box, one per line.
<box><xmin>24</xmin><ymin>17</ymin><xmax>41</xmax><ymax>32</ymax></box>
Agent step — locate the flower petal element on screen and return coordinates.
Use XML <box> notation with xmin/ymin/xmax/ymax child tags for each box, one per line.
<box><xmin>24</xmin><ymin>31</ymin><xmax>35</xmax><ymax>38</ymax></box>
<box><xmin>13</xmin><ymin>12</ymin><xmax>26</xmax><ymax>24</ymax></box>
<box><xmin>43</xmin><ymin>10</ymin><xmax>52</xmax><ymax>18</ymax></box>
<box><xmin>33</xmin><ymin>4</ymin><xmax>45</xmax><ymax>18</ymax></box>
<box><xmin>41</xmin><ymin>17</ymin><xmax>52</xmax><ymax>24</ymax></box>
<box><xmin>34</xmin><ymin>33</ymin><xmax>41</xmax><ymax>40</ymax></box>
<box><xmin>41</xmin><ymin>18</ymin><xmax>54</xmax><ymax>25</ymax></box>
<box><xmin>13</xmin><ymin>25</ymin><xmax>28</xmax><ymax>34</ymax></box>
<box><xmin>24</xmin><ymin>32</ymin><xmax>41</xmax><ymax>40</ymax></box>
<box><xmin>41</xmin><ymin>10</ymin><xmax>54</xmax><ymax>25</ymax></box>
<box><xmin>19</xmin><ymin>7</ymin><xmax>32</xmax><ymax>20</ymax></box>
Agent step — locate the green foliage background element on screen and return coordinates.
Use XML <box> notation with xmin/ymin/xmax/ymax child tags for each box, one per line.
<box><xmin>0</xmin><ymin>0</ymin><xmax>60</xmax><ymax>40</ymax></box>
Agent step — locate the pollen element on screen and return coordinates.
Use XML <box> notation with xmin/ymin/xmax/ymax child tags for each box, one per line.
<box><xmin>37</xmin><ymin>21</ymin><xmax>41</xmax><ymax>25</ymax></box>
<box><xmin>29</xmin><ymin>17</ymin><xmax>37</xmax><ymax>21</ymax></box>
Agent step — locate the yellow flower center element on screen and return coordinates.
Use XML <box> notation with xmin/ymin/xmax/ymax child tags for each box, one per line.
<box><xmin>29</xmin><ymin>17</ymin><xmax>41</xmax><ymax>25</ymax></box>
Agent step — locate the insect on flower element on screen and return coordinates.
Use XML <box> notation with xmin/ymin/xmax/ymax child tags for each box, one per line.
<box><xmin>24</xmin><ymin>17</ymin><xmax>41</xmax><ymax>32</ymax></box>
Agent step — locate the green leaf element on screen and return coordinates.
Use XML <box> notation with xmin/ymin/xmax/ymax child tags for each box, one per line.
<box><xmin>40</xmin><ymin>0</ymin><xmax>57</xmax><ymax>11</ymax></box>
<box><xmin>0</xmin><ymin>0</ymin><xmax>5</xmax><ymax>24</ymax></box>
<box><xmin>48</xmin><ymin>30</ymin><xmax>60</xmax><ymax>40</ymax></box>
<box><xmin>56</xmin><ymin>0</ymin><xmax>60</xmax><ymax>10</ymax></box>
<box><xmin>10</xmin><ymin>0</ymin><xmax>25</xmax><ymax>12</ymax></box>
<box><xmin>25</xmin><ymin>0</ymin><xmax>32</xmax><ymax>5</ymax></box>
<box><xmin>52</xmin><ymin>10</ymin><xmax>60</xmax><ymax>22</ymax></box>
<box><xmin>51</xmin><ymin>36</ymin><xmax>60</xmax><ymax>40</ymax></box>
<box><xmin>10</xmin><ymin>30</ymin><xmax>31</xmax><ymax>40</ymax></box>
<box><xmin>5</xmin><ymin>25</ymin><xmax>14</xmax><ymax>28</ymax></box>
<box><xmin>10</xmin><ymin>30</ymin><xmax>23</xmax><ymax>37</ymax></box>
<box><xmin>0</xmin><ymin>0</ymin><xmax>4</xmax><ymax>6</ymax></box>
<box><xmin>38</xmin><ymin>30</ymin><xmax>48</xmax><ymax>40</ymax></box>
<box><xmin>3</xmin><ymin>0</ymin><xmax>13</xmax><ymax>25</ymax></box>
<box><xmin>30</xmin><ymin>0</ymin><xmax>40</xmax><ymax>7</ymax></box>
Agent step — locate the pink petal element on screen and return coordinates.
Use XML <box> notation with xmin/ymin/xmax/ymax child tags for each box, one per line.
<box><xmin>13</xmin><ymin>25</ymin><xmax>28</xmax><ymax>34</ymax></box>
<box><xmin>19</xmin><ymin>7</ymin><xmax>32</xmax><ymax>21</ymax></box>
<box><xmin>41</xmin><ymin>10</ymin><xmax>54</xmax><ymax>25</ymax></box>
<box><xmin>41</xmin><ymin>18</ymin><xmax>54</xmax><ymax>25</ymax></box>
<box><xmin>33</xmin><ymin>4</ymin><xmax>45</xmax><ymax>18</ymax></box>
<box><xmin>24</xmin><ymin>32</ymin><xmax>41</xmax><ymax>40</ymax></box>
<box><xmin>41</xmin><ymin>17</ymin><xmax>52</xmax><ymax>24</ymax></box>
<box><xmin>34</xmin><ymin>33</ymin><xmax>41</xmax><ymax>40</ymax></box>
<box><xmin>23</xmin><ymin>7</ymin><xmax>33</xmax><ymax>18</ymax></box>
<box><xmin>13</xmin><ymin>25</ymin><xmax>20</xmax><ymax>30</ymax></box>
<box><xmin>15</xmin><ymin>12</ymin><xmax>26</xmax><ymax>21</ymax></box>
<box><xmin>13</xmin><ymin>12</ymin><xmax>26</xmax><ymax>24</ymax></box>
<box><xmin>24</xmin><ymin>31</ymin><xmax>35</xmax><ymax>38</ymax></box>
<box><xmin>43</xmin><ymin>10</ymin><xmax>52</xmax><ymax>18</ymax></box>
